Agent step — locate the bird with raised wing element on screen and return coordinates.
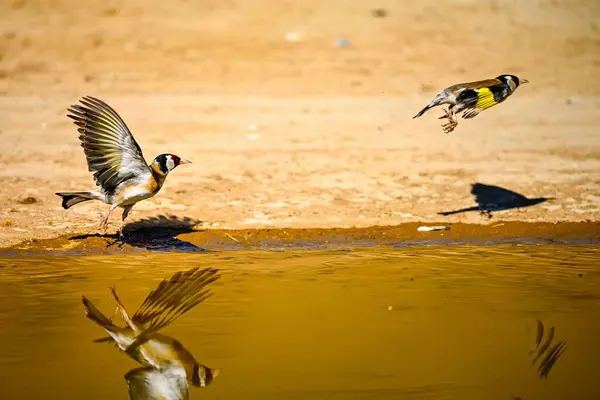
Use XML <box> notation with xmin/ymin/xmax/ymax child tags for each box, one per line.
<box><xmin>56</xmin><ymin>96</ymin><xmax>192</xmax><ymax>233</ymax></box>
<box><xmin>413</xmin><ymin>74</ymin><xmax>529</xmax><ymax>133</ymax></box>
<box><xmin>82</xmin><ymin>267</ymin><xmax>221</xmax><ymax>388</ymax></box>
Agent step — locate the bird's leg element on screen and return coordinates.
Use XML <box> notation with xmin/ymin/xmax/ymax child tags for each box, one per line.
<box><xmin>109</xmin><ymin>286</ymin><xmax>143</xmax><ymax>335</ymax></box>
<box><xmin>441</xmin><ymin>108</ymin><xmax>458</xmax><ymax>133</ymax></box>
<box><xmin>117</xmin><ymin>205</ymin><xmax>134</xmax><ymax>237</ymax></box>
<box><xmin>99</xmin><ymin>205</ymin><xmax>117</xmax><ymax>232</ymax></box>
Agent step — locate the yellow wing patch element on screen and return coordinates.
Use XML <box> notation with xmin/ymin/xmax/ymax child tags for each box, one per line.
<box><xmin>462</xmin><ymin>87</ymin><xmax>498</xmax><ymax>119</ymax></box>
<box><xmin>474</xmin><ymin>87</ymin><xmax>497</xmax><ymax>110</ymax></box>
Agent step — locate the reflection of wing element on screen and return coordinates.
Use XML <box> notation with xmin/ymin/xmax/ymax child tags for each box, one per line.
<box><xmin>132</xmin><ymin>267</ymin><xmax>221</xmax><ymax>333</ymax></box>
<box><xmin>93</xmin><ymin>267</ymin><xmax>220</xmax><ymax>344</ymax></box>
<box><xmin>126</xmin><ymin>366</ymin><xmax>189</xmax><ymax>400</ymax></box>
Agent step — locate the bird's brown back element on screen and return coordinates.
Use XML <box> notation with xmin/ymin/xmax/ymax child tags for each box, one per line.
<box><xmin>446</xmin><ymin>78</ymin><xmax>502</xmax><ymax>93</ymax></box>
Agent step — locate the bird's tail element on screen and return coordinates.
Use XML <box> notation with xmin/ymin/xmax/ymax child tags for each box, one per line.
<box><xmin>413</xmin><ymin>91</ymin><xmax>448</xmax><ymax>119</ymax></box>
<box><xmin>56</xmin><ymin>191</ymin><xmax>95</xmax><ymax>209</ymax></box>
<box><xmin>82</xmin><ymin>296</ymin><xmax>118</xmax><ymax>331</ymax></box>
<box><xmin>413</xmin><ymin>104</ymin><xmax>434</xmax><ymax>119</ymax></box>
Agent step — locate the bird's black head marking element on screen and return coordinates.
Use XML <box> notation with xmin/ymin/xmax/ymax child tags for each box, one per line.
<box><xmin>497</xmin><ymin>74</ymin><xmax>526</xmax><ymax>87</ymax></box>
<box><xmin>154</xmin><ymin>154</ymin><xmax>186</xmax><ymax>174</ymax></box>
<box><xmin>155</xmin><ymin>154</ymin><xmax>170</xmax><ymax>174</ymax></box>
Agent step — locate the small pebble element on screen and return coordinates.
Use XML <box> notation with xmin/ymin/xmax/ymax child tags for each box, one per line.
<box><xmin>372</xmin><ymin>8</ymin><xmax>388</xmax><ymax>18</ymax></box>
<box><xmin>334</xmin><ymin>38</ymin><xmax>350</xmax><ymax>48</ymax></box>
<box><xmin>284</xmin><ymin>32</ymin><xmax>303</xmax><ymax>42</ymax></box>
<box><xmin>387</xmin><ymin>306</ymin><xmax>393</xmax><ymax>311</ymax></box>
<box><xmin>417</xmin><ymin>225</ymin><xmax>450</xmax><ymax>232</ymax></box>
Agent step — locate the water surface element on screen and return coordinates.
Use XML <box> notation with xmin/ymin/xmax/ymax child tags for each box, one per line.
<box><xmin>0</xmin><ymin>244</ymin><xmax>599</xmax><ymax>399</ymax></box>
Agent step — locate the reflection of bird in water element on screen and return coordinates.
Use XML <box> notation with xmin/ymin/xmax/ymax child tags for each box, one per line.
<box><xmin>413</xmin><ymin>74</ymin><xmax>529</xmax><ymax>133</ymax></box>
<box><xmin>126</xmin><ymin>365</ymin><xmax>190</xmax><ymax>400</ymax></box>
<box><xmin>56</xmin><ymin>96</ymin><xmax>191</xmax><ymax>234</ymax></box>
<box><xmin>530</xmin><ymin>320</ymin><xmax>567</xmax><ymax>379</ymax></box>
<box><xmin>82</xmin><ymin>267</ymin><xmax>221</xmax><ymax>388</ymax></box>
<box><xmin>438</xmin><ymin>183</ymin><xmax>551</xmax><ymax>218</ymax></box>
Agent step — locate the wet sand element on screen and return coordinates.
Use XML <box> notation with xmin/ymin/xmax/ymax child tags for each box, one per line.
<box><xmin>2</xmin><ymin>221</ymin><xmax>599</xmax><ymax>255</ymax></box>
<box><xmin>1</xmin><ymin>0</ymin><xmax>600</xmax><ymax>248</ymax></box>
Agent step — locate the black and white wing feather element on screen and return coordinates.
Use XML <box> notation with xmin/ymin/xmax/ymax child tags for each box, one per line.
<box><xmin>92</xmin><ymin>267</ymin><xmax>220</xmax><ymax>345</ymax></box>
<box><xmin>125</xmin><ymin>366</ymin><xmax>189</xmax><ymax>400</ymax></box>
<box><xmin>132</xmin><ymin>267</ymin><xmax>221</xmax><ymax>333</ymax></box>
<box><xmin>67</xmin><ymin>96</ymin><xmax>150</xmax><ymax>195</ymax></box>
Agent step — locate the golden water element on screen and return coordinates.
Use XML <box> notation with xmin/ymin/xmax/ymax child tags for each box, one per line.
<box><xmin>0</xmin><ymin>245</ymin><xmax>599</xmax><ymax>399</ymax></box>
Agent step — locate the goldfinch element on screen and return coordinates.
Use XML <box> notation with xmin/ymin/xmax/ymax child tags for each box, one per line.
<box><xmin>56</xmin><ymin>96</ymin><xmax>191</xmax><ymax>233</ymax></box>
<box><xmin>82</xmin><ymin>267</ymin><xmax>221</xmax><ymax>388</ymax></box>
<box><xmin>413</xmin><ymin>74</ymin><xmax>529</xmax><ymax>133</ymax></box>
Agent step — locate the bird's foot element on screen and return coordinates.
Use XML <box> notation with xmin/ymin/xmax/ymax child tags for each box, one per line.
<box><xmin>442</xmin><ymin>121</ymin><xmax>457</xmax><ymax>134</ymax></box>
<box><xmin>438</xmin><ymin>109</ymin><xmax>457</xmax><ymax>133</ymax></box>
<box><xmin>98</xmin><ymin>215</ymin><xmax>110</xmax><ymax>232</ymax></box>
<box><xmin>116</xmin><ymin>221</ymin><xmax>127</xmax><ymax>238</ymax></box>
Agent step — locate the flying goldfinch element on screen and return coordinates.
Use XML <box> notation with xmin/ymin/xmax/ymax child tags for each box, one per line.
<box><xmin>413</xmin><ymin>74</ymin><xmax>529</xmax><ymax>133</ymax></box>
<box><xmin>56</xmin><ymin>96</ymin><xmax>191</xmax><ymax>233</ymax></box>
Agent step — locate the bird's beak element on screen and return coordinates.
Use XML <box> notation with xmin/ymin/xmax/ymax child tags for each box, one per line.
<box><xmin>520</xmin><ymin>78</ymin><xmax>529</xmax><ymax>84</ymax></box>
<box><xmin>179</xmin><ymin>158</ymin><xmax>192</xmax><ymax>165</ymax></box>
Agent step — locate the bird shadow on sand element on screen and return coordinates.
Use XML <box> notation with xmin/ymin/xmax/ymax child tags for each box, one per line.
<box><xmin>438</xmin><ymin>183</ymin><xmax>553</xmax><ymax>218</ymax></box>
<box><xmin>69</xmin><ymin>215</ymin><xmax>206</xmax><ymax>252</ymax></box>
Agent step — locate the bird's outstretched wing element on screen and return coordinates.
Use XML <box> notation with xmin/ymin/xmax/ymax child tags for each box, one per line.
<box><xmin>125</xmin><ymin>366</ymin><xmax>189</xmax><ymax>400</ymax></box>
<box><xmin>92</xmin><ymin>267</ymin><xmax>220</xmax><ymax>344</ymax></box>
<box><xmin>67</xmin><ymin>96</ymin><xmax>150</xmax><ymax>195</ymax></box>
<box><xmin>132</xmin><ymin>267</ymin><xmax>221</xmax><ymax>332</ymax></box>
<box><xmin>457</xmin><ymin>84</ymin><xmax>510</xmax><ymax>119</ymax></box>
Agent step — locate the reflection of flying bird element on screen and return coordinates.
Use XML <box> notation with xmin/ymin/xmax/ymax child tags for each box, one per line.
<box><xmin>530</xmin><ymin>320</ymin><xmax>567</xmax><ymax>379</ymax></box>
<box><xmin>126</xmin><ymin>365</ymin><xmax>190</xmax><ymax>400</ymax></box>
<box><xmin>56</xmin><ymin>96</ymin><xmax>191</xmax><ymax>233</ymax></box>
<box><xmin>413</xmin><ymin>75</ymin><xmax>529</xmax><ymax>133</ymax></box>
<box><xmin>82</xmin><ymin>267</ymin><xmax>221</xmax><ymax>388</ymax></box>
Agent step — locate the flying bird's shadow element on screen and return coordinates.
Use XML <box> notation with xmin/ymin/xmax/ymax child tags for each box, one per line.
<box><xmin>438</xmin><ymin>183</ymin><xmax>553</xmax><ymax>218</ymax></box>
<box><xmin>70</xmin><ymin>214</ymin><xmax>206</xmax><ymax>251</ymax></box>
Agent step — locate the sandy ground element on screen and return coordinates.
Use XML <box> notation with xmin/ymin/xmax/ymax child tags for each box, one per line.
<box><xmin>1</xmin><ymin>0</ymin><xmax>600</xmax><ymax>248</ymax></box>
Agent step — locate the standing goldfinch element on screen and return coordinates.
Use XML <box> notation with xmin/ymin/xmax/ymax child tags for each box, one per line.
<box><xmin>413</xmin><ymin>74</ymin><xmax>529</xmax><ymax>133</ymax></box>
<box><xmin>56</xmin><ymin>96</ymin><xmax>192</xmax><ymax>233</ymax></box>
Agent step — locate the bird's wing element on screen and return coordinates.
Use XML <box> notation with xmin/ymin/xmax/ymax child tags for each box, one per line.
<box><xmin>462</xmin><ymin>78</ymin><xmax>502</xmax><ymax>89</ymax></box>
<box><xmin>131</xmin><ymin>267</ymin><xmax>221</xmax><ymax>333</ymax></box>
<box><xmin>457</xmin><ymin>83</ymin><xmax>510</xmax><ymax>119</ymax></box>
<box><xmin>67</xmin><ymin>96</ymin><xmax>150</xmax><ymax>196</ymax></box>
<box><xmin>125</xmin><ymin>366</ymin><xmax>190</xmax><ymax>400</ymax></box>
